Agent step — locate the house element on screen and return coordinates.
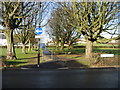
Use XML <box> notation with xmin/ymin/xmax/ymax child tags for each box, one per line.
<box><xmin>0</xmin><ymin>33</ymin><xmax>7</xmax><ymax>46</ymax></box>
<box><xmin>76</xmin><ymin>38</ymin><xmax>86</xmax><ymax>44</ymax></box>
<box><xmin>109</xmin><ymin>40</ymin><xmax>119</xmax><ymax>44</ymax></box>
<box><xmin>47</xmin><ymin>40</ymin><xmax>55</xmax><ymax>46</ymax></box>
<box><xmin>40</xmin><ymin>43</ymin><xmax>46</xmax><ymax>50</ymax></box>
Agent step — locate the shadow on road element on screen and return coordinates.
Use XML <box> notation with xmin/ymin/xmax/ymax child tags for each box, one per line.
<box><xmin>21</xmin><ymin>60</ymin><xmax>88</xmax><ymax>69</ymax></box>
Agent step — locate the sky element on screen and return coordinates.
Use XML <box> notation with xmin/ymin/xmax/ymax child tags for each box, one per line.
<box><xmin>0</xmin><ymin>2</ymin><xmax>119</xmax><ymax>44</ymax></box>
<box><xmin>41</xmin><ymin>2</ymin><xmax>119</xmax><ymax>41</ymax></box>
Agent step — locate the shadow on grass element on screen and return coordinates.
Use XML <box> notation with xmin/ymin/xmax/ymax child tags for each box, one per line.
<box><xmin>1</xmin><ymin>56</ymin><xmax>27</xmax><ymax>66</ymax></box>
<box><xmin>18</xmin><ymin>57</ymin><xmax>37</xmax><ymax>60</ymax></box>
<box><xmin>0</xmin><ymin>56</ymin><xmax>6</xmax><ymax>61</ymax></box>
<box><xmin>93</xmin><ymin>48</ymin><xmax>120</xmax><ymax>55</ymax></box>
<box><xmin>25</xmin><ymin>52</ymin><xmax>38</xmax><ymax>54</ymax></box>
<box><xmin>5</xmin><ymin>61</ymin><xmax>27</xmax><ymax>66</ymax></box>
<box><xmin>0</xmin><ymin>55</ymin><xmax>37</xmax><ymax>60</ymax></box>
<box><xmin>74</xmin><ymin>56</ymin><xmax>82</xmax><ymax>58</ymax></box>
<box><xmin>1</xmin><ymin>56</ymin><xmax>6</xmax><ymax>58</ymax></box>
<box><xmin>52</xmin><ymin>48</ymin><xmax>120</xmax><ymax>55</ymax></box>
<box><xmin>71</xmin><ymin>48</ymin><xmax>85</xmax><ymax>54</ymax></box>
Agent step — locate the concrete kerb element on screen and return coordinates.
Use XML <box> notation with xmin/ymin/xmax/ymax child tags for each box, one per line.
<box><xmin>2</xmin><ymin>65</ymin><xmax>120</xmax><ymax>71</ymax></box>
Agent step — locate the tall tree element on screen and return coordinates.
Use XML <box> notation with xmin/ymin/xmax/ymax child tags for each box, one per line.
<box><xmin>0</xmin><ymin>2</ymin><xmax>40</xmax><ymax>59</ymax></box>
<box><xmin>60</xmin><ymin>2</ymin><xmax>119</xmax><ymax>58</ymax></box>
<box><xmin>14</xmin><ymin>13</ymin><xmax>36</xmax><ymax>54</ymax></box>
<box><xmin>14</xmin><ymin>2</ymin><xmax>50</xmax><ymax>53</ymax></box>
<box><xmin>48</xmin><ymin>6</ymin><xmax>81</xmax><ymax>50</ymax></box>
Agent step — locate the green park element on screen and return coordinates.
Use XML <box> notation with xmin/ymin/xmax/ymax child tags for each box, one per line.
<box><xmin>0</xmin><ymin>2</ymin><xmax>119</xmax><ymax>69</ymax></box>
<box><xmin>0</xmin><ymin>43</ymin><xmax>119</xmax><ymax>68</ymax></box>
<box><xmin>0</xmin><ymin>1</ymin><xmax>120</xmax><ymax>89</ymax></box>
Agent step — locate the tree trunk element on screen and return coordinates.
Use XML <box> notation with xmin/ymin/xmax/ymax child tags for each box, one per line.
<box><xmin>85</xmin><ymin>40</ymin><xmax>93</xmax><ymax>58</ymax></box>
<box><xmin>55</xmin><ymin>41</ymin><xmax>59</xmax><ymax>50</ymax></box>
<box><xmin>5</xmin><ymin>30</ymin><xmax>17</xmax><ymax>60</ymax></box>
<box><xmin>60</xmin><ymin>40</ymin><xmax>64</xmax><ymax>50</ymax></box>
<box><xmin>68</xmin><ymin>41</ymin><xmax>73</xmax><ymax>50</ymax></box>
<box><xmin>33</xmin><ymin>44</ymin><xmax>36</xmax><ymax>49</ymax></box>
<box><xmin>22</xmin><ymin>44</ymin><xmax>26</xmax><ymax>54</ymax></box>
<box><xmin>28</xmin><ymin>40</ymin><xmax>31</xmax><ymax>52</ymax></box>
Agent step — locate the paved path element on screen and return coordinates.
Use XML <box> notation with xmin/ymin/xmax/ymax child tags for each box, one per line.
<box><xmin>43</xmin><ymin>50</ymin><xmax>52</xmax><ymax>55</ymax></box>
<box><xmin>2</xmin><ymin>68</ymin><xmax>119</xmax><ymax>88</ymax></box>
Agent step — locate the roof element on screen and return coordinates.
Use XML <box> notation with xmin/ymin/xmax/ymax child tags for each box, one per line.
<box><xmin>0</xmin><ymin>33</ymin><xmax>6</xmax><ymax>39</ymax></box>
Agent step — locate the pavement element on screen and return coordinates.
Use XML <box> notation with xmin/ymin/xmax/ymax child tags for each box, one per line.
<box><xmin>43</xmin><ymin>50</ymin><xmax>52</xmax><ymax>55</ymax></box>
<box><xmin>1</xmin><ymin>50</ymin><xmax>120</xmax><ymax>88</ymax></box>
<box><xmin>2</xmin><ymin>68</ymin><xmax>120</xmax><ymax>88</ymax></box>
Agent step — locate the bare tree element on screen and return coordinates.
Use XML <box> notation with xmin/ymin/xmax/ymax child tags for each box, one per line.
<box><xmin>59</xmin><ymin>2</ymin><xmax>119</xmax><ymax>58</ymax></box>
<box><xmin>14</xmin><ymin>2</ymin><xmax>50</xmax><ymax>54</ymax></box>
<box><xmin>14</xmin><ymin>15</ymin><xmax>35</xmax><ymax>54</ymax></box>
<box><xmin>48</xmin><ymin>6</ymin><xmax>81</xmax><ymax>50</ymax></box>
<box><xmin>0</xmin><ymin>2</ymin><xmax>40</xmax><ymax>59</ymax></box>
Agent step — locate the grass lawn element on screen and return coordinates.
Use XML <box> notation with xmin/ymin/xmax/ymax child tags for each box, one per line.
<box><xmin>0</xmin><ymin>44</ymin><xmax>119</xmax><ymax>68</ymax></box>
<box><xmin>47</xmin><ymin>46</ymin><xmax>119</xmax><ymax>66</ymax></box>
<box><xmin>0</xmin><ymin>48</ymin><xmax>40</xmax><ymax>67</ymax></box>
<box><xmin>74</xmin><ymin>43</ymin><xmax>118</xmax><ymax>47</ymax></box>
<box><xmin>47</xmin><ymin>47</ymin><xmax>120</xmax><ymax>55</ymax></box>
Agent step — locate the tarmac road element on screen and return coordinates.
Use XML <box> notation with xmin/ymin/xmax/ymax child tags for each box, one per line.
<box><xmin>2</xmin><ymin>68</ymin><xmax>120</xmax><ymax>88</ymax></box>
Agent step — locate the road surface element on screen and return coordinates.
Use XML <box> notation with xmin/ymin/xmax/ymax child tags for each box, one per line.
<box><xmin>2</xmin><ymin>68</ymin><xmax>119</xmax><ymax>88</ymax></box>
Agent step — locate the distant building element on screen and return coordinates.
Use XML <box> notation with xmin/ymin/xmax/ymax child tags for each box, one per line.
<box><xmin>40</xmin><ymin>43</ymin><xmax>46</xmax><ymax>50</ymax></box>
<box><xmin>47</xmin><ymin>40</ymin><xmax>55</xmax><ymax>46</ymax></box>
<box><xmin>0</xmin><ymin>33</ymin><xmax>7</xmax><ymax>46</ymax></box>
<box><xmin>109</xmin><ymin>40</ymin><xmax>116</xmax><ymax>43</ymax></box>
<box><xmin>76</xmin><ymin>39</ymin><xmax>86</xmax><ymax>44</ymax></box>
<box><xmin>109</xmin><ymin>39</ymin><xmax>119</xmax><ymax>44</ymax></box>
<box><xmin>47</xmin><ymin>43</ymin><xmax>55</xmax><ymax>46</ymax></box>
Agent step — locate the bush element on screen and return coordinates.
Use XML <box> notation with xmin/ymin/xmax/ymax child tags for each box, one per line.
<box><xmin>91</xmin><ymin>53</ymin><xmax>101</xmax><ymax>65</ymax></box>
